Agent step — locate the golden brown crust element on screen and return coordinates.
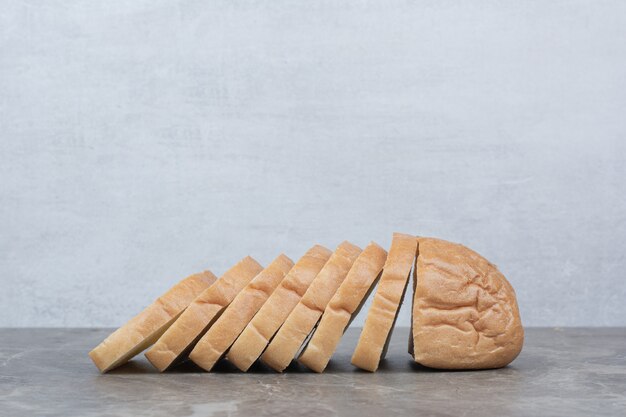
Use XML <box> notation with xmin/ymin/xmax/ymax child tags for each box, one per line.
<box><xmin>88</xmin><ymin>271</ymin><xmax>216</xmax><ymax>373</ymax></box>
<box><xmin>411</xmin><ymin>237</ymin><xmax>524</xmax><ymax>369</ymax></box>
<box><xmin>226</xmin><ymin>245</ymin><xmax>332</xmax><ymax>372</ymax></box>
<box><xmin>298</xmin><ymin>242</ymin><xmax>387</xmax><ymax>373</ymax></box>
<box><xmin>351</xmin><ymin>233</ymin><xmax>417</xmax><ymax>372</ymax></box>
<box><xmin>261</xmin><ymin>241</ymin><xmax>362</xmax><ymax>372</ymax></box>
<box><xmin>188</xmin><ymin>254</ymin><xmax>294</xmax><ymax>371</ymax></box>
<box><xmin>144</xmin><ymin>257</ymin><xmax>263</xmax><ymax>371</ymax></box>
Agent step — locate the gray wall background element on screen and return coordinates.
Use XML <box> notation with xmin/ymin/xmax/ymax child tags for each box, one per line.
<box><xmin>1</xmin><ymin>0</ymin><xmax>625</xmax><ymax>328</ymax></box>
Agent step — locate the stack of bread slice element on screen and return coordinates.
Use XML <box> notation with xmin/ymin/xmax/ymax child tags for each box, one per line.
<box><xmin>90</xmin><ymin>233</ymin><xmax>524</xmax><ymax>373</ymax></box>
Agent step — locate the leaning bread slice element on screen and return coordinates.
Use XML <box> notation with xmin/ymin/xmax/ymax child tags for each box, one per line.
<box><xmin>261</xmin><ymin>241</ymin><xmax>362</xmax><ymax>372</ymax></box>
<box><xmin>89</xmin><ymin>271</ymin><xmax>217</xmax><ymax>373</ymax></box>
<box><xmin>227</xmin><ymin>245</ymin><xmax>332</xmax><ymax>372</ymax></box>
<box><xmin>411</xmin><ymin>237</ymin><xmax>524</xmax><ymax>369</ymax></box>
<box><xmin>189</xmin><ymin>254</ymin><xmax>294</xmax><ymax>371</ymax></box>
<box><xmin>351</xmin><ymin>233</ymin><xmax>417</xmax><ymax>372</ymax></box>
<box><xmin>144</xmin><ymin>256</ymin><xmax>263</xmax><ymax>371</ymax></box>
<box><xmin>298</xmin><ymin>242</ymin><xmax>387</xmax><ymax>372</ymax></box>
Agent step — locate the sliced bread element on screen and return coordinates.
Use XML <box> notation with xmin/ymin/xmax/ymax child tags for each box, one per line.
<box><xmin>144</xmin><ymin>256</ymin><xmax>263</xmax><ymax>371</ymax></box>
<box><xmin>351</xmin><ymin>233</ymin><xmax>417</xmax><ymax>372</ymax></box>
<box><xmin>89</xmin><ymin>270</ymin><xmax>217</xmax><ymax>373</ymax></box>
<box><xmin>298</xmin><ymin>241</ymin><xmax>387</xmax><ymax>372</ymax></box>
<box><xmin>188</xmin><ymin>254</ymin><xmax>294</xmax><ymax>371</ymax></box>
<box><xmin>411</xmin><ymin>237</ymin><xmax>524</xmax><ymax>369</ymax></box>
<box><xmin>260</xmin><ymin>241</ymin><xmax>362</xmax><ymax>372</ymax></box>
<box><xmin>227</xmin><ymin>245</ymin><xmax>331</xmax><ymax>372</ymax></box>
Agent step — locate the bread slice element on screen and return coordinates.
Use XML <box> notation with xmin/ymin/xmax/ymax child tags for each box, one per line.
<box><xmin>351</xmin><ymin>233</ymin><xmax>417</xmax><ymax>372</ymax></box>
<box><xmin>411</xmin><ymin>237</ymin><xmax>524</xmax><ymax>369</ymax></box>
<box><xmin>298</xmin><ymin>241</ymin><xmax>387</xmax><ymax>372</ymax></box>
<box><xmin>144</xmin><ymin>256</ymin><xmax>263</xmax><ymax>371</ymax></box>
<box><xmin>226</xmin><ymin>245</ymin><xmax>332</xmax><ymax>372</ymax></box>
<box><xmin>260</xmin><ymin>241</ymin><xmax>362</xmax><ymax>372</ymax></box>
<box><xmin>188</xmin><ymin>254</ymin><xmax>294</xmax><ymax>371</ymax></box>
<box><xmin>89</xmin><ymin>271</ymin><xmax>217</xmax><ymax>373</ymax></box>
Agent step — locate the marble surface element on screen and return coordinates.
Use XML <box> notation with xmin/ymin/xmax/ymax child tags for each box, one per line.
<box><xmin>4</xmin><ymin>2</ymin><xmax>626</xmax><ymax>330</ymax></box>
<box><xmin>0</xmin><ymin>328</ymin><xmax>625</xmax><ymax>416</ymax></box>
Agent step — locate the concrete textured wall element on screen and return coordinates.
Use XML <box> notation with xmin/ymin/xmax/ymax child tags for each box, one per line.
<box><xmin>1</xmin><ymin>0</ymin><xmax>625</xmax><ymax>327</ymax></box>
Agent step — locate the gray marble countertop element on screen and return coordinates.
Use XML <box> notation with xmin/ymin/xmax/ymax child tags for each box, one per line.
<box><xmin>1</xmin><ymin>328</ymin><xmax>625</xmax><ymax>417</ymax></box>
